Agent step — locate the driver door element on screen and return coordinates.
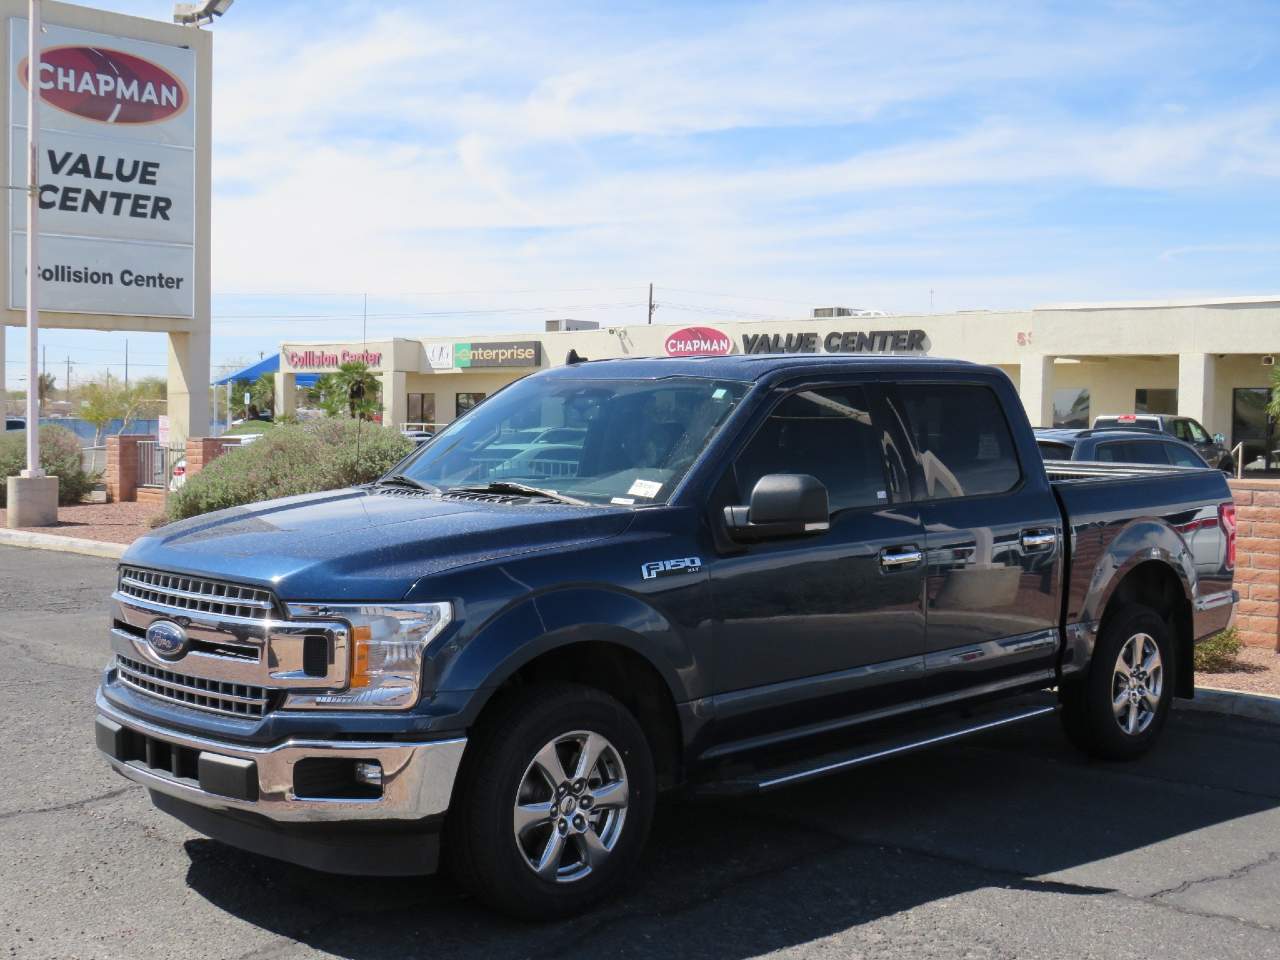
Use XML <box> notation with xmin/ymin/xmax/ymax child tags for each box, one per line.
<box><xmin>704</xmin><ymin>381</ymin><xmax>927</xmax><ymax>744</ymax></box>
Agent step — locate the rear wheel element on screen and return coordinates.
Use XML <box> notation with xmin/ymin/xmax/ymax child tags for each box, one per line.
<box><xmin>1060</xmin><ymin>605</ymin><xmax>1173</xmax><ymax>760</ymax></box>
<box><xmin>446</xmin><ymin>683</ymin><xmax>655</xmax><ymax>919</ymax></box>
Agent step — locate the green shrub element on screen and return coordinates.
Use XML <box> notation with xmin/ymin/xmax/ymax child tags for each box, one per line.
<box><xmin>1195</xmin><ymin>627</ymin><xmax>1243</xmax><ymax>672</ymax></box>
<box><xmin>0</xmin><ymin>425</ymin><xmax>94</xmax><ymax>506</ymax></box>
<box><xmin>167</xmin><ymin>419</ymin><xmax>413</xmax><ymax>521</ymax></box>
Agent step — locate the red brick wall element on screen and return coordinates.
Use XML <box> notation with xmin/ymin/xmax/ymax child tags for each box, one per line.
<box><xmin>1228</xmin><ymin>478</ymin><xmax>1280</xmax><ymax>651</ymax></box>
<box><xmin>105</xmin><ymin>434</ymin><xmax>155</xmax><ymax>503</ymax></box>
<box><xmin>184</xmin><ymin>437</ymin><xmax>236</xmax><ymax>477</ymax></box>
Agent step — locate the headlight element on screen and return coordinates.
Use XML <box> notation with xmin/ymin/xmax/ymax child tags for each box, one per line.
<box><xmin>282</xmin><ymin>602</ymin><xmax>452</xmax><ymax>710</ymax></box>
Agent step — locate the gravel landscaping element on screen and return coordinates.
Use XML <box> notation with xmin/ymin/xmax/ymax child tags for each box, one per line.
<box><xmin>0</xmin><ymin>501</ymin><xmax>162</xmax><ymax>544</ymax></box>
<box><xmin>1200</xmin><ymin>644</ymin><xmax>1280</xmax><ymax>698</ymax></box>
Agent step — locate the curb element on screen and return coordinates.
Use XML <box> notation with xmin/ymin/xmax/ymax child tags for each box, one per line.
<box><xmin>1176</xmin><ymin>686</ymin><xmax>1280</xmax><ymax>725</ymax></box>
<box><xmin>0</xmin><ymin>528</ymin><xmax>126</xmax><ymax>559</ymax></box>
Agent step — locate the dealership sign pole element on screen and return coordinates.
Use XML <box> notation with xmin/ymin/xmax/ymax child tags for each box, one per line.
<box><xmin>21</xmin><ymin>0</ymin><xmax>39</xmax><ymax>478</ymax></box>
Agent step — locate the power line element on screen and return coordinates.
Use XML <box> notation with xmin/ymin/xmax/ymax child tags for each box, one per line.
<box><xmin>210</xmin><ymin>300</ymin><xmax>647</xmax><ymax>321</ymax></box>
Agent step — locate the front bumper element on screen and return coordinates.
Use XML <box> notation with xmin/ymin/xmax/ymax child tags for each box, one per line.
<box><xmin>95</xmin><ymin>692</ymin><xmax>466</xmax><ymax>824</ymax></box>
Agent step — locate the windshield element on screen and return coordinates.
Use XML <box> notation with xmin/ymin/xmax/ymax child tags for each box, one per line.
<box><xmin>396</xmin><ymin>375</ymin><xmax>750</xmax><ymax>505</ymax></box>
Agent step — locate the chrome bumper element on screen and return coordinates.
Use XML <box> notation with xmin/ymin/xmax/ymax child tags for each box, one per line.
<box><xmin>95</xmin><ymin>692</ymin><xmax>466</xmax><ymax>823</ymax></box>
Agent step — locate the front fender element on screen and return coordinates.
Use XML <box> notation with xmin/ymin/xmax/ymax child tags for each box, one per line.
<box><xmin>427</xmin><ymin>586</ymin><xmax>703</xmax><ymax>727</ymax></box>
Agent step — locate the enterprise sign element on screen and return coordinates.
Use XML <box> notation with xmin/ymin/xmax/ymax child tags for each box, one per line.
<box><xmin>741</xmin><ymin>329</ymin><xmax>928</xmax><ymax>354</ymax></box>
<box><xmin>453</xmin><ymin>340</ymin><xmax>542</xmax><ymax>368</ymax></box>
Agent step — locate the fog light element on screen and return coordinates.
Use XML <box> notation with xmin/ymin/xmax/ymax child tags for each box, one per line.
<box><xmin>354</xmin><ymin>761</ymin><xmax>382</xmax><ymax>788</ymax></box>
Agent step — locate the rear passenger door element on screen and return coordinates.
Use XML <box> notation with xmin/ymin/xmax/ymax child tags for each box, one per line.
<box><xmin>885</xmin><ymin>380</ymin><xmax>1064</xmax><ymax>700</ymax></box>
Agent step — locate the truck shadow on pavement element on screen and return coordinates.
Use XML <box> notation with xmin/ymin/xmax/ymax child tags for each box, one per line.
<box><xmin>182</xmin><ymin>711</ymin><xmax>1280</xmax><ymax>958</ymax></box>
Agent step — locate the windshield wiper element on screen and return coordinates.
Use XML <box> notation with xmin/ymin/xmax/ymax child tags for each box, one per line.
<box><xmin>375</xmin><ymin>473</ymin><xmax>441</xmax><ymax>494</ymax></box>
<box><xmin>447</xmin><ymin>481</ymin><xmax>590</xmax><ymax>506</ymax></box>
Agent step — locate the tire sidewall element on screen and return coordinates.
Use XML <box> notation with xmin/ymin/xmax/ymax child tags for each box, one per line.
<box><xmin>462</xmin><ymin>687</ymin><xmax>655</xmax><ymax>917</ymax></box>
<box><xmin>1086</xmin><ymin>607</ymin><xmax>1175</xmax><ymax>758</ymax></box>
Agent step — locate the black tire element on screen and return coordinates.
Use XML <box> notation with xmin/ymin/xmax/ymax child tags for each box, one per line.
<box><xmin>1219</xmin><ymin>458</ymin><xmax>1234</xmax><ymax>475</ymax></box>
<box><xmin>445</xmin><ymin>683</ymin><xmax>656</xmax><ymax>919</ymax></box>
<box><xmin>1060</xmin><ymin>605</ymin><xmax>1174</xmax><ymax>760</ymax></box>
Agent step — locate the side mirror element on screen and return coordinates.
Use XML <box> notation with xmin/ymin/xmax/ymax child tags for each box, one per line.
<box><xmin>1213</xmin><ymin>433</ymin><xmax>1226</xmax><ymax>445</ymax></box>
<box><xmin>723</xmin><ymin>474</ymin><xmax>830</xmax><ymax>542</ymax></box>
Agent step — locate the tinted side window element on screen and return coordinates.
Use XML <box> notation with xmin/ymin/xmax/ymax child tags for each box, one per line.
<box><xmin>896</xmin><ymin>383</ymin><xmax>1021</xmax><ymax>499</ymax></box>
<box><xmin>1186</xmin><ymin>420</ymin><xmax>1210</xmax><ymax>443</ymax></box>
<box><xmin>1170</xmin><ymin>420</ymin><xmax>1192</xmax><ymax>442</ymax></box>
<box><xmin>1037</xmin><ymin>441</ymin><xmax>1072</xmax><ymax>461</ymax></box>
<box><xmin>734</xmin><ymin>386</ymin><xmax>887</xmax><ymax>513</ymax></box>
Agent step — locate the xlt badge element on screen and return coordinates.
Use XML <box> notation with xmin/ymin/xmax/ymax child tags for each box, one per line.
<box><xmin>641</xmin><ymin>557</ymin><xmax>703</xmax><ymax>580</ymax></box>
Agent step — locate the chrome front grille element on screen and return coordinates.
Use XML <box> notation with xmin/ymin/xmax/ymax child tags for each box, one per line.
<box><xmin>118</xmin><ymin>566</ymin><xmax>276</xmax><ymax>621</ymax></box>
<box><xmin>116</xmin><ymin>655</ymin><xmax>272</xmax><ymax>718</ymax></box>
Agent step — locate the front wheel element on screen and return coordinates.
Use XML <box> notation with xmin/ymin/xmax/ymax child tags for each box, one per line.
<box><xmin>1060</xmin><ymin>605</ymin><xmax>1174</xmax><ymax>760</ymax></box>
<box><xmin>446</xmin><ymin>684</ymin><xmax>656</xmax><ymax>919</ymax></box>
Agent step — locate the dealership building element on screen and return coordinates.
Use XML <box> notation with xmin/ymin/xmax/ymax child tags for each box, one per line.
<box><xmin>277</xmin><ymin>294</ymin><xmax>1280</xmax><ymax>472</ymax></box>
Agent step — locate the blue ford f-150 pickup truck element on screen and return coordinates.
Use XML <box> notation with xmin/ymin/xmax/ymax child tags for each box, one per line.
<box><xmin>95</xmin><ymin>355</ymin><xmax>1238</xmax><ymax>917</ymax></box>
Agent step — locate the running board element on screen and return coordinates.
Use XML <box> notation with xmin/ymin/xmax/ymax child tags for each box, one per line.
<box><xmin>695</xmin><ymin>700</ymin><xmax>1057</xmax><ymax>797</ymax></box>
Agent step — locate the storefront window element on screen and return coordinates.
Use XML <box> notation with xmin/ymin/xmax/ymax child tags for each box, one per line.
<box><xmin>456</xmin><ymin>392</ymin><xmax>486</xmax><ymax>416</ymax></box>
<box><xmin>407</xmin><ymin>393</ymin><xmax>435</xmax><ymax>426</ymax></box>
<box><xmin>1135</xmin><ymin>388</ymin><xmax>1177</xmax><ymax>415</ymax></box>
<box><xmin>1052</xmin><ymin>388</ymin><xmax>1090</xmax><ymax>428</ymax></box>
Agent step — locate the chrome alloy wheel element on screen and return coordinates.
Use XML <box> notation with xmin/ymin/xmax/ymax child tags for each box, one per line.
<box><xmin>513</xmin><ymin>730</ymin><xmax>630</xmax><ymax>883</ymax></box>
<box><xmin>1112</xmin><ymin>632</ymin><xmax>1163</xmax><ymax>735</ymax></box>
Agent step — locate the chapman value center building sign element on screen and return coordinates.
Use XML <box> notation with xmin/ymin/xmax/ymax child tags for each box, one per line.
<box><xmin>9</xmin><ymin>18</ymin><xmax>195</xmax><ymax>317</ymax></box>
<box><xmin>0</xmin><ymin>2</ymin><xmax>212</xmax><ymax>446</ymax></box>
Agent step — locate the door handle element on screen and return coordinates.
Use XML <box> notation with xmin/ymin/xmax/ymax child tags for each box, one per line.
<box><xmin>1021</xmin><ymin>529</ymin><xmax>1057</xmax><ymax>552</ymax></box>
<box><xmin>880</xmin><ymin>546</ymin><xmax>923</xmax><ymax>570</ymax></box>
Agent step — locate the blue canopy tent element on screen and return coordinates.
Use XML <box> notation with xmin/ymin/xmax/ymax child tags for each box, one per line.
<box><xmin>212</xmin><ymin>354</ymin><xmax>319</xmax><ymax>388</ymax></box>
<box><xmin>212</xmin><ymin>355</ymin><xmax>320</xmax><ymax>430</ymax></box>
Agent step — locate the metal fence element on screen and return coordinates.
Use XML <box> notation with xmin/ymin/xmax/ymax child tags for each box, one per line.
<box><xmin>137</xmin><ymin>441</ymin><xmax>184</xmax><ymax>489</ymax></box>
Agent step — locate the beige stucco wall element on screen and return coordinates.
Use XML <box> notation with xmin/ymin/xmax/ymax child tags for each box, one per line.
<box><xmin>281</xmin><ymin>296</ymin><xmax>1280</xmax><ymax>440</ymax></box>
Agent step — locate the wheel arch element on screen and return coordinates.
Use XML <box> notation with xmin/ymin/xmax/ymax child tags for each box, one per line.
<box><xmin>1099</xmin><ymin>559</ymin><xmax>1195</xmax><ymax>698</ymax></box>
<box><xmin>469</xmin><ymin>634</ymin><xmax>686</xmax><ymax>790</ymax></box>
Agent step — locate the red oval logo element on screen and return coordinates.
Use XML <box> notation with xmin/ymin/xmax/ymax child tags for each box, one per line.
<box><xmin>664</xmin><ymin>326</ymin><xmax>733</xmax><ymax>357</ymax></box>
<box><xmin>19</xmin><ymin>46</ymin><xmax>188</xmax><ymax>125</ymax></box>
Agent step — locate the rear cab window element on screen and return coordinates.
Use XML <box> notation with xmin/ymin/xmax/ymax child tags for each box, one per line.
<box><xmin>892</xmin><ymin>383</ymin><xmax>1022</xmax><ymax>500</ymax></box>
<box><xmin>1095</xmin><ymin>440</ymin><xmax>1169</xmax><ymax>465</ymax></box>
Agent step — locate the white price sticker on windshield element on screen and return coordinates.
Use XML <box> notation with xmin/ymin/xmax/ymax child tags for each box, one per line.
<box><xmin>628</xmin><ymin>479</ymin><xmax>663</xmax><ymax>499</ymax></box>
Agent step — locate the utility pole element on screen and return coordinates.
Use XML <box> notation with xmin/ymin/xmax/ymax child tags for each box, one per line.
<box><xmin>65</xmin><ymin>355</ymin><xmax>71</xmax><ymax>397</ymax></box>
<box><xmin>124</xmin><ymin>339</ymin><xmax>129</xmax><ymax>388</ymax></box>
<box><xmin>647</xmin><ymin>283</ymin><xmax>656</xmax><ymax>324</ymax></box>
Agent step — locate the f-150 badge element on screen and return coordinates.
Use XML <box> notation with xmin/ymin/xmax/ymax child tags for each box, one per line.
<box><xmin>641</xmin><ymin>557</ymin><xmax>703</xmax><ymax>580</ymax></box>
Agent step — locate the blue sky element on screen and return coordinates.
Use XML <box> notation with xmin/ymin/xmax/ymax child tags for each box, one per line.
<box><xmin>7</xmin><ymin>0</ymin><xmax>1280</xmax><ymax>385</ymax></box>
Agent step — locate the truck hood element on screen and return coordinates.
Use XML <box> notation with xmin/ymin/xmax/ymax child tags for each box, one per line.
<box><xmin>123</xmin><ymin>487</ymin><xmax>633</xmax><ymax>601</ymax></box>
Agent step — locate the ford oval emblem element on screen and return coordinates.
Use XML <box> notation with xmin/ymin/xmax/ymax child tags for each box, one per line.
<box><xmin>145</xmin><ymin>620</ymin><xmax>188</xmax><ymax>660</ymax></box>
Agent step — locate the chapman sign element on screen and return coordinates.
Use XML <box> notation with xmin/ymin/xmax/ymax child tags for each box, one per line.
<box><xmin>8</xmin><ymin>20</ymin><xmax>196</xmax><ymax>317</ymax></box>
<box><xmin>664</xmin><ymin>326</ymin><xmax>732</xmax><ymax>357</ymax></box>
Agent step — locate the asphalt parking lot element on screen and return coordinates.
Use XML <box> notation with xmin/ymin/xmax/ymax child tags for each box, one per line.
<box><xmin>3</xmin><ymin>544</ymin><xmax>1279</xmax><ymax>960</ymax></box>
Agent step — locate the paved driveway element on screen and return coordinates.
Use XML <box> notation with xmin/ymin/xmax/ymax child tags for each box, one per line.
<box><xmin>2</xmin><ymin>545</ymin><xmax>1278</xmax><ymax>959</ymax></box>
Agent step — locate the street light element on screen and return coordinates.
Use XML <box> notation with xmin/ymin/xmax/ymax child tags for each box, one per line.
<box><xmin>173</xmin><ymin>0</ymin><xmax>233</xmax><ymax>26</ymax></box>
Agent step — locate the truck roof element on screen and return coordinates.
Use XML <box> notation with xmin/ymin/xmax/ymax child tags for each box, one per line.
<box><xmin>543</xmin><ymin>354</ymin><xmax>985</xmax><ymax>383</ymax></box>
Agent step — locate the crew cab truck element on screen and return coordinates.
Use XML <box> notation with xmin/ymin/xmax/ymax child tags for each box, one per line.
<box><xmin>95</xmin><ymin>356</ymin><xmax>1238</xmax><ymax>918</ymax></box>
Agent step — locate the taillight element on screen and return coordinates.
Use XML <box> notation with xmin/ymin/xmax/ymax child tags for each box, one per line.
<box><xmin>1219</xmin><ymin>502</ymin><xmax>1236</xmax><ymax>570</ymax></box>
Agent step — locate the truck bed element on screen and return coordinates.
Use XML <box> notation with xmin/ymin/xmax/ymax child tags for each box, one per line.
<box><xmin>1045</xmin><ymin>460</ymin><xmax>1209</xmax><ymax>484</ymax></box>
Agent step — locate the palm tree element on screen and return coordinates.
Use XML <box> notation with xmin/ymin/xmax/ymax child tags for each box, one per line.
<box><xmin>36</xmin><ymin>372</ymin><xmax>55</xmax><ymax>416</ymax></box>
<box><xmin>320</xmin><ymin>362</ymin><xmax>380</xmax><ymax>420</ymax></box>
